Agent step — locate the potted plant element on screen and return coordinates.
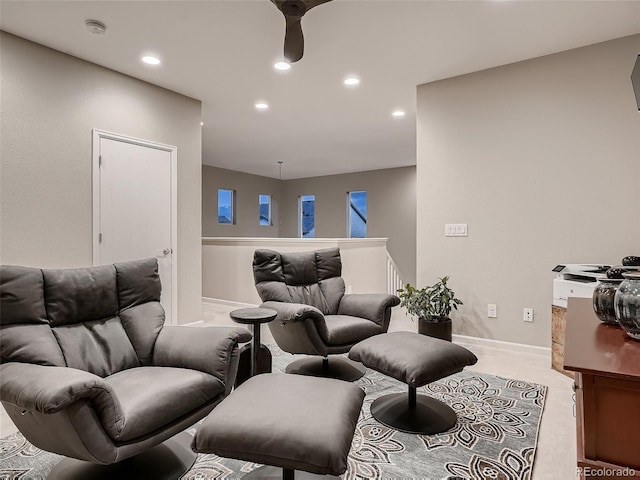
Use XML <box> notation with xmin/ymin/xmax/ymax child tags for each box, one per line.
<box><xmin>397</xmin><ymin>276</ymin><xmax>463</xmax><ymax>342</ymax></box>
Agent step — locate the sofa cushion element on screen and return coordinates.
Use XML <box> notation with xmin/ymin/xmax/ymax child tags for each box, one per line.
<box><xmin>321</xmin><ymin>315</ymin><xmax>382</xmax><ymax>345</ymax></box>
<box><xmin>192</xmin><ymin>374</ymin><xmax>364</xmax><ymax>476</ymax></box>
<box><xmin>43</xmin><ymin>265</ymin><xmax>118</xmax><ymax>327</ymax></box>
<box><xmin>0</xmin><ymin>265</ymin><xmax>47</xmax><ymax>325</ymax></box>
<box><xmin>104</xmin><ymin>366</ymin><xmax>225</xmax><ymax>442</ymax></box>
<box><xmin>349</xmin><ymin>331</ymin><xmax>478</xmax><ymax>387</ymax></box>
<box><xmin>315</xmin><ymin>249</ymin><xmax>344</xmax><ymax>314</ymax></box>
<box><xmin>286</xmin><ymin>284</ymin><xmax>330</xmax><ymax>314</ymax></box>
<box><xmin>52</xmin><ymin>317</ymin><xmax>139</xmax><ymax>377</ymax></box>
<box><xmin>115</xmin><ymin>259</ymin><xmax>162</xmax><ymax>311</ymax></box>
<box><xmin>281</xmin><ymin>250</ymin><xmax>318</xmax><ymax>286</ymax></box>
<box><xmin>315</xmin><ymin>248</ymin><xmax>342</xmax><ymax>281</ymax></box>
<box><xmin>1</xmin><ymin>324</ymin><xmax>66</xmax><ymax>366</ymax></box>
<box><xmin>318</xmin><ymin>277</ymin><xmax>345</xmax><ymax>315</ymax></box>
<box><xmin>119</xmin><ymin>302</ymin><xmax>165</xmax><ymax>365</ymax></box>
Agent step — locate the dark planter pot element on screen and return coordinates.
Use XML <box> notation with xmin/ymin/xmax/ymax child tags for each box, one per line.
<box><xmin>418</xmin><ymin>316</ymin><xmax>452</xmax><ymax>342</ymax></box>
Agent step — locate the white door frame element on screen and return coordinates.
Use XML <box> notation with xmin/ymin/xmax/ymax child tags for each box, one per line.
<box><xmin>92</xmin><ymin>129</ymin><xmax>178</xmax><ymax>325</ymax></box>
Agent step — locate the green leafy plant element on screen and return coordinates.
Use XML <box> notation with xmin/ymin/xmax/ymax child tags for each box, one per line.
<box><xmin>397</xmin><ymin>276</ymin><xmax>463</xmax><ymax>323</ymax></box>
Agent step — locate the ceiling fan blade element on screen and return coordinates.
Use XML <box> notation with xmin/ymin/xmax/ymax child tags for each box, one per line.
<box><xmin>270</xmin><ymin>0</ymin><xmax>333</xmax><ymax>63</ymax></box>
<box><xmin>303</xmin><ymin>0</ymin><xmax>332</xmax><ymax>11</ymax></box>
<box><xmin>284</xmin><ymin>16</ymin><xmax>304</xmax><ymax>63</ymax></box>
<box><xmin>270</xmin><ymin>0</ymin><xmax>331</xmax><ymax>13</ymax></box>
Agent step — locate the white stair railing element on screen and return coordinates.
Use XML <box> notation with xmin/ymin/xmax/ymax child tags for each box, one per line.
<box><xmin>386</xmin><ymin>251</ymin><xmax>405</xmax><ymax>296</ymax></box>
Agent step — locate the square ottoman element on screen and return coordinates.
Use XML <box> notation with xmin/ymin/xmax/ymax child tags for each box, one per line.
<box><xmin>192</xmin><ymin>373</ymin><xmax>364</xmax><ymax>479</ymax></box>
<box><xmin>349</xmin><ymin>331</ymin><xmax>478</xmax><ymax>435</ymax></box>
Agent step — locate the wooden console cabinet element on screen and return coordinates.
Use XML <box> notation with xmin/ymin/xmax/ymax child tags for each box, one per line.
<box><xmin>564</xmin><ymin>298</ymin><xmax>640</xmax><ymax>478</ymax></box>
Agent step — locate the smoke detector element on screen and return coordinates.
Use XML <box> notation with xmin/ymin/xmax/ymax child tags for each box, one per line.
<box><xmin>85</xmin><ymin>20</ymin><xmax>106</xmax><ymax>35</ymax></box>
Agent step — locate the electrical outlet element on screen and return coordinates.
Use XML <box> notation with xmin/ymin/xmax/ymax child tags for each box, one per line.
<box><xmin>487</xmin><ymin>304</ymin><xmax>497</xmax><ymax>318</ymax></box>
<box><xmin>524</xmin><ymin>308</ymin><xmax>534</xmax><ymax>322</ymax></box>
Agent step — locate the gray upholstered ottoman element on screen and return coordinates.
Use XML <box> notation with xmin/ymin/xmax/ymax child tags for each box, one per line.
<box><xmin>192</xmin><ymin>373</ymin><xmax>364</xmax><ymax>479</ymax></box>
<box><xmin>349</xmin><ymin>331</ymin><xmax>477</xmax><ymax>435</ymax></box>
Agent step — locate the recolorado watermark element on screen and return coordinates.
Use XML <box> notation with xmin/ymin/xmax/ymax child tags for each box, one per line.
<box><xmin>577</xmin><ymin>467</ymin><xmax>636</xmax><ymax>477</ymax></box>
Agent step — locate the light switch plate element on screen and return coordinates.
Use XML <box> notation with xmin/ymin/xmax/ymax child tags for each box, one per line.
<box><xmin>445</xmin><ymin>224</ymin><xmax>468</xmax><ymax>237</ymax></box>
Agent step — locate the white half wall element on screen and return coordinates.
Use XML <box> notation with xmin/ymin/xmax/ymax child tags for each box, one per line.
<box><xmin>203</xmin><ymin>237</ymin><xmax>390</xmax><ymax>305</ymax></box>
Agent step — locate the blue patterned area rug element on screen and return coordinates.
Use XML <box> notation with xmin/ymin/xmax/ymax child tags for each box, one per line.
<box><xmin>1</xmin><ymin>345</ymin><xmax>546</xmax><ymax>480</ymax></box>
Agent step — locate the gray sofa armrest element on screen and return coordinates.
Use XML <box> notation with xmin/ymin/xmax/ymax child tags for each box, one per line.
<box><xmin>152</xmin><ymin>326</ymin><xmax>252</xmax><ymax>391</ymax></box>
<box><xmin>0</xmin><ymin>362</ymin><xmax>122</xmax><ymax>424</ymax></box>
<box><xmin>259</xmin><ymin>301</ymin><xmax>331</xmax><ymax>356</ymax></box>
<box><xmin>260</xmin><ymin>301</ymin><xmax>325</xmax><ymax>324</ymax></box>
<box><xmin>337</xmin><ymin>294</ymin><xmax>400</xmax><ymax>328</ymax></box>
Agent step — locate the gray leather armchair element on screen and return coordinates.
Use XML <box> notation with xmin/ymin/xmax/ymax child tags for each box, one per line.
<box><xmin>253</xmin><ymin>247</ymin><xmax>400</xmax><ymax>381</ymax></box>
<box><xmin>0</xmin><ymin>258</ymin><xmax>251</xmax><ymax>479</ymax></box>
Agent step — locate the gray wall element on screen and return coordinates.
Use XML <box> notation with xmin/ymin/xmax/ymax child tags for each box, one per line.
<box><xmin>202</xmin><ymin>165</ymin><xmax>417</xmax><ymax>285</ymax></box>
<box><xmin>417</xmin><ymin>34</ymin><xmax>640</xmax><ymax>347</ymax></box>
<box><xmin>280</xmin><ymin>167</ymin><xmax>416</xmax><ymax>285</ymax></box>
<box><xmin>0</xmin><ymin>32</ymin><xmax>203</xmax><ymax>325</ymax></box>
<box><xmin>202</xmin><ymin>166</ymin><xmax>281</xmax><ymax>237</ymax></box>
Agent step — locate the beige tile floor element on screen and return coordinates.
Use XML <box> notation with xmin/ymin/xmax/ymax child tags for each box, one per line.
<box><xmin>0</xmin><ymin>302</ymin><xmax>577</xmax><ymax>479</ymax></box>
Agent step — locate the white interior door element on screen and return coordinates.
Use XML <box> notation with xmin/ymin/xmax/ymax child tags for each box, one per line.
<box><xmin>93</xmin><ymin>130</ymin><xmax>177</xmax><ymax>324</ymax></box>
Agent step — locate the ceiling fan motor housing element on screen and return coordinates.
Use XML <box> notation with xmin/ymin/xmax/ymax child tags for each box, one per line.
<box><xmin>282</xmin><ymin>0</ymin><xmax>308</xmax><ymax>17</ymax></box>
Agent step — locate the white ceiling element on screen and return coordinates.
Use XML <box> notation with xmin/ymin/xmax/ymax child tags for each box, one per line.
<box><xmin>2</xmin><ymin>1</ymin><xmax>639</xmax><ymax>179</ymax></box>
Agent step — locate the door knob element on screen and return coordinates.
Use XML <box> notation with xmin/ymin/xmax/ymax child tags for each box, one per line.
<box><xmin>163</xmin><ymin>248</ymin><xmax>172</xmax><ymax>255</ymax></box>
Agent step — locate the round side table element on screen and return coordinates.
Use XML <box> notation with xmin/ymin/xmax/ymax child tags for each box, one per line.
<box><xmin>230</xmin><ymin>308</ymin><xmax>277</xmax><ymax>381</ymax></box>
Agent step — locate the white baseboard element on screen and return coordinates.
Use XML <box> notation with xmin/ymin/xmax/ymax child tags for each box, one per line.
<box><xmin>182</xmin><ymin>320</ymin><xmax>205</xmax><ymax>327</ymax></box>
<box><xmin>453</xmin><ymin>334</ymin><xmax>551</xmax><ymax>359</ymax></box>
<box><xmin>202</xmin><ymin>297</ymin><xmax>258</xmax><ymax>309</ymax></box>
<box><xmin>185</xmin><ymin>298</ymin><xmax>259</xmax><ymax>326</ymax></box>
<box><xmin>201</xmin><ymin>297</ymin><xmax>550</xmax><ymax>359</ymax></box>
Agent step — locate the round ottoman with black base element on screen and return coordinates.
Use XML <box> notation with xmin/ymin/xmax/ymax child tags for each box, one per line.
<box><xmin>348</xmin><ymin>331</ymin><xmax>478</xmax><ymax>435</ymax></box>
<box><xmin>192</xmin><ymin>374</ymin><xmax>364</xmax><ymax>480</ymax></box>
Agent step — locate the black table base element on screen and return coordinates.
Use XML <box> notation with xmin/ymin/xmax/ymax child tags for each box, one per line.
<box><xmin>243</xmin><ymin>465</ymin><xmax>339</xmax><ymax>480</ymax></box>
<box><xmin>234</xmin><ymin>343</ymin><xmax>272</xmax><ymax>387</ymax></box>
<box><xmin>46</xmin><ymin>431</ymin><xmax>195</xmax><ymax>480</ymax></box>
<box><xmin>370</xmin><ymin>386</ymin><xmax>457</xmax><ymax>435</ymax></box>
<box><xmin>230</xmin><ymin>308</ymin><xmax>277</xmax><ymax>382</ymax></box>
<box><xmin>285</xmin><ymin>356</ymin><xmax>366</xmax><ymax>382</ymax></box>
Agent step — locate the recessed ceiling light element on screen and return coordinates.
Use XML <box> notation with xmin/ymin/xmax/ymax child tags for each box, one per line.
<box><xmin>200</xmin><ymin>122</ymin><xmax>204</xmax><ymax>126</ymax></box>
<box><xmin>392</xmin><ymin>110</ymin><xmax>406</xmax><ymax>118</ymax></box>
<box><xmin>142</xmin><ymin>56</ymin><xmax>161</xmax><ymax>65</ymax></box>
<box><xmin>255</xmin><ymin>102</ymin><xmax>269</xmax><ymax>110</ymax></box>
<box><xmin>274</xmin><ymin>61</ymin><xmax>291</xmax><ymax>71</ymax></box>
<box><xmin>344</xmin><ymin>76</ymin><xmax>360</xmax><ymax>86</ymax></box>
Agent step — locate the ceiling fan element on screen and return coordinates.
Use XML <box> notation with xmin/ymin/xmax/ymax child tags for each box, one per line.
<box><xmin>270</xmin><ymin>0</ymin><xmax>333</xmax><ymax>63</ymax></box>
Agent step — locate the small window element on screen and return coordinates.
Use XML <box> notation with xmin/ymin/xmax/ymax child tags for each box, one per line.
<box><xmin>259</xmin><ymin>194</ymin><xmax>271</xmax><ymax>226</ymax></box>
<box><xmin>299</xmin><ymin>195</ymin><xmax>315</xmax><ymax>238</ymax></box>
<box><xmin>348</xmin><ymin>191</ymin><xmax>367</xmax><ymax>238</ymax></box>
<box><xmin>218</xmin><ymin>189</ymin><xmax>234</xmax><ymax>224</ymax></box>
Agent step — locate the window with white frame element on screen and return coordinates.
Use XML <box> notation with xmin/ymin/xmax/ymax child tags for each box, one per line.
<box><xmin>348</xmin><ymin>191</ymin><xmax>367</xmax><ymax>238</ymax></box>
<box><xmin>259</xmin><ymin>194</ymin><xmax>271</xmax><ymax>226</ymax></box>
<box><xmin>299</xmin><ymin>195</ymin><xmax>315</xmax><ymax>238</ymax></box>
<box><xmin>218</xmin><ymin>189</ymin><xmax>235</xmax><ymax>224</ymax></box>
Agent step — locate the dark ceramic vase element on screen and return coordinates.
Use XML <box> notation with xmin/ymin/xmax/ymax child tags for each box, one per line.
<box><xmin>418</xmin><ymin>317</ymin><xmax>452</xmax><ymax>342</ymax></box>
<box><xmin>593</xmin><ymin>278</ymin><xmax>623</xmax><ymax>324</ymax></box>
<box><xmin>615</xmin><ymin>272</ymin><xmax>640</xmax><ymax>341</ymax></box>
